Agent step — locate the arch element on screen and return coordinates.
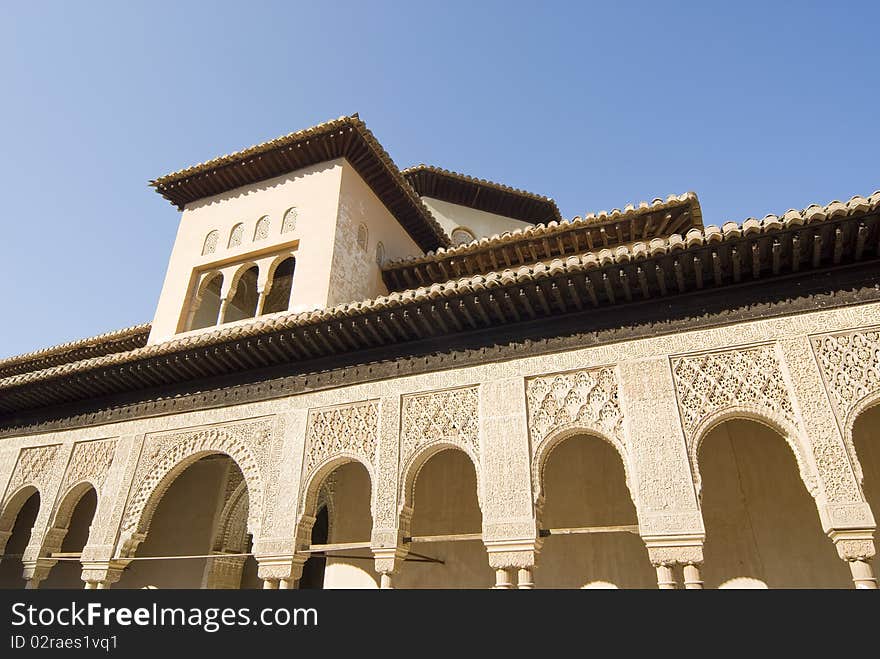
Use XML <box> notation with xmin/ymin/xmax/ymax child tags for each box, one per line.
<box><xmin>450</xmin><ymin>226</ymin><xmax>476</xmax><ymax>246</ymax></box>
<box><xmin>262</xmin><ymin>256</ymin><xmax>295</xmax><ymax>315</ymax></box>
<box><xmin>49</xmin><ymin>481</ymin><xmax>98</xmax><ymax>535</ymax></box>
<box><xmin>299</xmin><ymin>453</ymin><xmax>375</xmax><ymax>524</ymax></box>
<box><xmin>189</xmin><ymin>272</ymin><xmax>223</xmax><ymax>331</ymax></box>
<box><xmin>356</xmin><ymin>223</ymin><xmax>368</xmax><ymax>252</ymax></box>
<box><xmin>844</xmin><ymin>390</ymin><xmax>880</xmax><ymax>485</ymax></box>
<box><xmin>118</xmin><ymin>430</ymin><xmax>265</xmax><ymax>559</ymax></box>
<box><xmin>253</xmin><ymin>216</ymin><xmax>271</xmax><ymax>241</ymax></box>
<box><xmin>690</xmin><ymin>407</ymin><xmax>819</xmax><ymax>499</ymax></box>
<box><xmin>0</xmin><ymin>485</ymin><xmax>40</xmax><ymax>551</ymax></box>
<box><xmin>698</xmin><ymin>416</ymin><xmax>851</xmax><ymax>588</ymax></box>
<box><xmin>202</xmin><ymin>230</ymin><xmax>219</xmax><ymax>255</ymax></box>
<box><xmin>400</xmin><ymin>442</ymin><xmax>482</xmax><ymax>514</ymax></box>
<box><xmin>532</xmin><ymin>425</ymin><xmax>634</xmax><ymax>507</ymax></box>
<box><xmin>224</xmin><ymin>264</ymin><xmax>259</xmax><ymax>322</ymax></box>
<box><xmin>0</xmin><ymin>488</ymin><xmax>40</xmax><ymax>587</ymax></box>
<box><xmin>228</xmin><ymin>223</ymin><xmax>244</xmax><ymax>248</ymax></box>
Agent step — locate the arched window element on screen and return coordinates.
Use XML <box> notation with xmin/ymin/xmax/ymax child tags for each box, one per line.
<box><xmin>225</xmin><ymin>266</ymin><xmax>259</xmax><ymax>322</ymax></box>
<box><xmin>202</xmin><ymin>230</ymin><xmax>219</xmax><ymax>255</ymax></box>
<box><xmin>282</xmin><ymin>208</ymin><xmax>297</xmax><ymax>234</ymax></box>
<box><xmin>190</xmin><ymin>273</ymin><xmax>223</xmax><ymax>330</ymax></box>
<box><xmin>254</xmin><ymin>216</ymin><xmax>271</xmax><ymax>241</ymax></box>
<box><xmin>263</xmin><ymin>257</ymin><xmax>296</xmax><ymax>315</ymax></box>
<box><xmin>375</xmin><ymin>241</ymin><xmax>385</xmax><ymax>266</ymax></box>
<box><xmin>228</xmin><ymin>223</ymin><xmax>244</xmax><ymax>248</ymax></box>
<box><xmin>451</xmin><ymin>227</ymin><xmax>475</xmax><ymax>246</ymax></box>
<box><xmin>356</xmin><ymin>223</ymin><xmax>368</xmax><ymax>252</ymax></box>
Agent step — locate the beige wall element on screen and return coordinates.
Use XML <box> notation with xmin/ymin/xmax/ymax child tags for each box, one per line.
<box><xmin>421</xmin><ymin>197</ymin><xmax>533</xmax><ymax>241</ymax></box>
<box><xmin>536</xmin><ymin>436</ymin><xmax>655</xmax><ymax>589</ymax></box>
<box><xmin>700</xmin><ymin>420</ymin><xmax>851</xmax><ymax>588</ymax></box>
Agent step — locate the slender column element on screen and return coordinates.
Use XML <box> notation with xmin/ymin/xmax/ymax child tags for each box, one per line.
<box><xmin>84</xmin><ymin>581</ymin><xmax>96</xmax><ymax>590</ymax></box>
<box><xmin>217</xmin><ymin>298</ymin><xmax>229</xmax><ymax>324</ymax></box>
<box><xmin>81</xmin><ymin>560</ymin><xmax>125</xmax><ymax>591</ymax></box>
<box><xmin>380</xmin><ymin>573</ymin><xmax>393</xmax><ymax>589</ymax></box>
<box><xmin>279</xmin><ymin>578</ymin><xmax>296</xmax><ymax>590</ymax></box>
<box><xmin>516</xmin><ymin>568</ymin><xmax>534</xmax><ymax>589</ymax></box>
<box><xmin>255</xmin><ymin>551</ymin><xmax>305</xmax><ymax>592</ymax></box>
<box><xmin>848</xmin><ymin>560</ymin><xmax>878</xmax><ymax>589</ymax></box>
<box><xmin>493</xmin><ymin>568</ymin><xmax>514</xmax><ymax>589</ymax></box>
<box><xmin>683</xmin><ymin>563</ymin><xmax>703</xmax><ymax>589</ymax></box>
<box><xmin>255</xmin><ymin>290</ymin><xmax>267</xmax><ymax>317</ymax></box>
<box><xmin>654</xmin><ymin>564</ymin><xmax>677</xmax><ymax>590</ymax></box>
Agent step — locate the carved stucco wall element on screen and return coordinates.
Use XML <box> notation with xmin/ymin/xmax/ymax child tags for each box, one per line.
<box><xmin>812</xmin><ymin>327</ymin><xmax>880</xmax><ymax>485</ymax></box>
<box><xmin>670</xmin><ymin>344</ymin><xmax>816</xmax><ymax>497</ymax></box>
<box><xmin>117</xmin><ymin>418</ymin><xmax>277</xmax><ymax>557</ymax></box>
<box><xmin>3</xmin><ymin>299</ymin><xmax>880</xmax><ymax>581</ymax></box>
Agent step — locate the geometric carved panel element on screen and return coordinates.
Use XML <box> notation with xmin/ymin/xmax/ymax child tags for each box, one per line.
<box><xmin>304</xmin><ymin>401</ymin><xmax>379</xmax><ymax>476</ymax></box>
<box><xmin>401</xmin><ymin>386</ymin><xmax>480</xmax><ymax>469</ymax></box>
<box><xmin>812</xmin><ymin>328</ymin><xmax>880</xmax><ymax>426</ymax></box>
<box><xmin>5</xmin><ymin>444</ymin><xmax>62</xmax><ymax>499</ymax></box>
<box><xmin>60</xmin><ymin>438</ymin><xmax>117</xmax><ymax>494</ymax></box>
<box><xmin>526</xmin><ymin>367</ymin><xmax>623</xmax><ymax>450</ymax></box>
<box><xmin>671</xmin><ymin>344</ymin><xmax>797</xmax><ymax>441</ymax></box>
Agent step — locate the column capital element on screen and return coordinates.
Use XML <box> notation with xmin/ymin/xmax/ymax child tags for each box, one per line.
<box><xmin>80</xmin><ymin>560</ymin><xmax>127</xmax><ymax>588</ymax></box>
<box><xmin>830</xmin><ymin>530</ymin><xmax>876</xmax><ymax>562</ymax></box>
<box><xmin>645</xmin><ymin>535</ymin><xmax>704</xmax><ymax>567</ymax></box>
<box><xmin>485</xmin><ymin>538</ymin><xmax>540</xmax><ymax>570</ymax></box>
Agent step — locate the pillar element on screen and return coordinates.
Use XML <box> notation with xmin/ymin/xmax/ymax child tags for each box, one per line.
<box><xmin>516</xmin><ymin>567</ymin><xmax>534</xmax><ymax>589</ymax></box>
<box><xmin>255</xmin><ymin>290</ymin><xmax>267</xmax><ymax>317</ymax></box>
<box><xmin>22</xmin><ymin>558</ymin><xmax>55</xmax><ymax>590</ymax></box>
<box><xmin>682</xmin><ymin>563</ymin><xmax>703</xmax><ymax>589</ymax></box>
<box><xmin>373</xmin><ymin>530</ymin><xmax>409</xmax><ymax>591</ymax></box>
<box><xmin>487</xmin><ymin>543</ymin><xmax>537</xmax><ymax>590</ymax></box>
<box><xmin>493</xmin><ymin>568</ymin><xmax>514</xmax><ymax>589</ymax></box>
<box><xmin>255</xmin><ymin>551</ymin><xmax>306</xmax><ymax>591</ymax></box>
<box><xmin>217</xmin><ymin>298</ymin><xmax>229</xmax><ymax>324</ymax></box>
<box><xmin>654</xmin><ymin>564</ymin><xmax>677</xmax><ymax>590</ymax></box>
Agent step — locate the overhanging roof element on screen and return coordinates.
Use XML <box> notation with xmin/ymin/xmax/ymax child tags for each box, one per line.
<box><xmin>402</xmin><ymin>164</ymin><xmax>561</xmax><ymax>224</ymax></box>
<box><xmin>2</xmin><ymin>191</ymin><xmax>878</xmax><ymax>419</ymax></box>
<box><xmin>381</xmin><ymin>192</ymin><xmax>702</xmax><ymax>291</ymax></box>
<box><xmin>151</xmin><ymin>115</ymin><xmax>451</xmax><ymax>253</ymax></box>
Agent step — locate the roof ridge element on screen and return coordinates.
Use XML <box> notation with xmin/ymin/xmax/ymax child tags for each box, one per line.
<box><xmin>402</xmin><ymin>163</ymin><xmax>558</xmax><ymax>204</ymax></box>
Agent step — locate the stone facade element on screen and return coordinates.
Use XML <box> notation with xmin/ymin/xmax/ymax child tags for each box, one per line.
<box><xmin>1</xmin><ymin>301</ymin><xmax>879</xmax><ymax>588</ymax></box>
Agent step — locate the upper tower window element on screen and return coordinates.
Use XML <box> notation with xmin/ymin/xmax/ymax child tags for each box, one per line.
<box><xmin>228</xmin><ymin>223</ymin><xmax>244</xmax><ymax>248</ymax></box>
<box><xmin>254</xmin><ymin>216</ymin><xmax>271</xmax><ymax>241</ymax></box>
<box><xmin>225</xmin><ymin>265</ymin><xmax>259</xmax><ymax>322</ymax></box>
<box><xmin>262</xmin><ymin>257</ymin><xmax>296</xmax><ymax>314</ymax></box>
<box><xmin>202</xmin><ymin>230</ymin><xmax>220</xmax><ymax>255</ymax></box>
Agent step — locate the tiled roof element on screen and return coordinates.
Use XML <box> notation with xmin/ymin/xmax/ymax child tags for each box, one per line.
<box><xmin>1</xmin><ymin>190</ymin><xmax>878</xmax><ymax>415</ymax></box>
<box><xmin>151</xmin><ymin>114</ymin><xmax>451</xmax><ymax>253</ymax></box>
<box><xmin>0</xmin><ymin>323</ymin><xmax>151</xmax><ymax>379</ymax></box>
<box><xmin>402</xmin><ymin>164</ymin><xmax>561</xmax><ymax>224</ymax></box>
<box><xmin>381</xmin><ymin>192</ymin><xmax>702</xmax><ymax>290</ymax></box>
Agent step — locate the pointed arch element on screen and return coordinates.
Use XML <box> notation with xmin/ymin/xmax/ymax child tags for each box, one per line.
<box><xmin>202</xmin><ymin>230</ymin><xmax>219</xmax><ymax>255</ymax></box>
<box><xmin>228</xmin><ymin>223</ymin><xmax>244</xmax><ymax>248</ymax></box>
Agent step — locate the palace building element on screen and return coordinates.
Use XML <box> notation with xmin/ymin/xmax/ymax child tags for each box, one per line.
<box><xmin>1</xmin><ymin>114</ymin><xmax>879</xmax><ymax>589</ymax></box>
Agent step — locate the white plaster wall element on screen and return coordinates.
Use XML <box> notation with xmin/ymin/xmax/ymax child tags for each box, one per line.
<box><xmin>421</xmin><ymin>197</ymin><xmax>533</xmax><ymax>240</ymax></box>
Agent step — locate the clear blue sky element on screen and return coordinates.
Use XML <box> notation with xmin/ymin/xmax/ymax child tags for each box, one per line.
<box><xmin>1</xmin><ymin>2</ymin><xmax>877</xmax><ymax>358</ymax></box>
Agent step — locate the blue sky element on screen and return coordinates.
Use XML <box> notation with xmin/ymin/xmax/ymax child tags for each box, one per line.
<box><xmin>1</xmin><ymin>1</ymin><xmax>877</xmax><ymax>358</ymax></box>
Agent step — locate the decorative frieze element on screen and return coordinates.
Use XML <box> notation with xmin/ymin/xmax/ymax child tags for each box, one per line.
<box><xmin>4</xmin><ymin>445</ymin><xmax>62</xmax><ymax>500</ymax></box>
<box><xmin>60</xmin><ymin>439</ymin><xmax>117</xmax><ymax>494</ymax></box>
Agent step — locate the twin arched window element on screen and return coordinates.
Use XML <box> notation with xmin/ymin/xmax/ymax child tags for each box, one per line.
<box><xmin>186</xmin><ymin>256</ymin><xmax>296</xmax><ymax>332</ymax></box>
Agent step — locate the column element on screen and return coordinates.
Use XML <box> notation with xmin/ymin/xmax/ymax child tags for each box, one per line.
<box><xmin>682</xmin><ymin>563</ymin><xmax>703</xmax><ymax>589</ymax></box>
<box><xmin>255</xmin><ymin>551</ymin><xmax>306</xmax><ymax>591</ymax></box>
<box><xmin>217</xmin><ymin>298</ymin><xmax>229</xmax><ymax>324</ymax></box>
<box><xmin>255</xmin><ymin>289</ymin><xmax>267</xmax><ymax>317</ymax></box>
<box><xmin>23</xmin><ymin>558</ymin><xmax>55</xmax><ymax>590</ymax></box>
<box><xmin>493</xmin><ymin>568</ymin><xmax>514</xmax><ymax>589</ymax></box>
<box><xmin>516</xmin><ymin>567</ymin><xmax>535</xmax><ymax>589</ymax></box>
<box><xmin>653</xmin><ymin>563</ymin><xmax>677</xmax><ymax>590</ymax></box>
<box><xmin>646</xmin><ymin>543</ymin><xmax>704</xmax><ymax>590</ymax></box>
